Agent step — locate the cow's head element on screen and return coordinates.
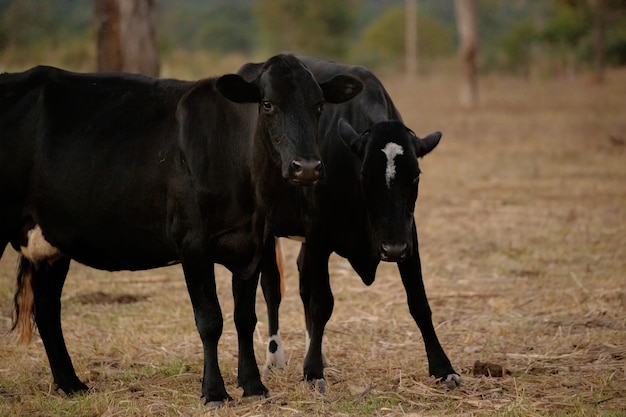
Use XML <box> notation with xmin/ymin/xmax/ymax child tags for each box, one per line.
<box><xmin>338</xmin><ymin>119</ymin><xmax>441</xmax><ymax>262</ymax></box>
<box><xmin>218</xmin><ymin>54</ymin><xmax>362</xmax><ymax>185</ymax></box>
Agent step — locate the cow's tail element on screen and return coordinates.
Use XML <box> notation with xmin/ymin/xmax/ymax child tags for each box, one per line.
<box><xmin>275</xmin><ymin>238</ymin><xmax>285</xmax><ymax>297</ymax></box>
<box><xmin>11</xmin><ymin>255</ymin><xmax>35</xmax><ymax>344</ymax></box>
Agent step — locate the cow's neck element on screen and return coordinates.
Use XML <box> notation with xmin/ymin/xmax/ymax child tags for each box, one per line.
<box><xmin>251</xmin><ymin>126</ymin><xmax>284</xmax><ymax>209</ymax></box>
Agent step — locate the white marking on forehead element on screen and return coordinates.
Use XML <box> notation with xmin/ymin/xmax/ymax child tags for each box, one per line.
<box><xmin>381</xmin><ymin>142</ymin><xmax>404</xmax><ymax>188</ymax></box>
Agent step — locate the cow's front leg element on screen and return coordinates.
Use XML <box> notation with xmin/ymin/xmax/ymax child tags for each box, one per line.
<box><xmin>397</xmin><ymin>228</ymin><xmax>460</xmax><ymax>389</ymax></box>
<box><xmin>298</xmin><ymin>243</ymin><xmax>333</xmax><ymax>392</ymax></box>
<box><xmin>260</xmin><ymin>237</ymin><xmax>286</xmax><ymax>373</ymax></box>
<box><xmin>232</xmin><ymin>272</ymin><xmax>269</xmax><ymax>397</ymax></box>
<box><xmin>29</xmin><ymin>256</ymin><xmax>89</xmax><ymax>395</ymax></box>
<box><xmin>181</xmin><ymin>259</ymin><xmax>232</xmax><ymax>406</ymax></box>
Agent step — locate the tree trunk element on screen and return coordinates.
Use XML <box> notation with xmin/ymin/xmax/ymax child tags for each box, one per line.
<box><xmin>455</xmin><ymin>0</ymin><xmax>478</xmax><ymax>109</ymax></box>
<box><xmin>405</xmin><ymin>0</ymin><xmax>417</xmax><ymax>80</ymax></box>
<box><xmin>95</xmin><ymin>0</ymin><xmax>160</xmax><ymax>77</ymax></box>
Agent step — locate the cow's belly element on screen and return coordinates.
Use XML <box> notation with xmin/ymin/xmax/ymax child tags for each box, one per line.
<box><xmin>21</xmin><ymin>220</ymin><xmax>178</xmax><ymax>271</ymax></box>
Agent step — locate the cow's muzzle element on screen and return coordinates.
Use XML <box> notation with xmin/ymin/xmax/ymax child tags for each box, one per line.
<box><xmin>289</xmin><ymin>158</ymin><xmax>323</xmax><ymax>185</ymax></box>
<box><xmin>380</xmin><ymin>243</ymin><xmax>409</xmax><ymax>262</ymax></box>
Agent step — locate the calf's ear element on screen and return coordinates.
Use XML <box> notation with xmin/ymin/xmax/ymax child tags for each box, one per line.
<box><xmin>414</xmin><ymin>131</ymin><xmax>442</xmax><ymax>158</ymax></box>
<box><xmin>216</xmin><ymin>74</ymin><xmax>261</xmax><ymax>103</ymax></box>
<box><xmin>321</xmin><ymin>75</ymin><xmax>363</xmax><ymax>103</ymax></box>
<box><xmin>338</xmin><ymin>118</ymin><xmax>366</xmax><ymax>159</ymax></box>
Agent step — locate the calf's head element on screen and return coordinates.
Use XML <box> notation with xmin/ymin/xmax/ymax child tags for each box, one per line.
<box><xmin>338</xmin><ymin>119</ymin><xmax>441</xmax><ymax>262</ymax></box>
<box><xmin>221</xmin><ymin>54</ymin><xmax>362</xmax><ymax>185</ymax></box>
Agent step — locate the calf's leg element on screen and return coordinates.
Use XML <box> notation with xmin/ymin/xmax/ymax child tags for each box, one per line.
<box><xmin>397</xmin><ymin>227</ymin><xmax>460</xmax><ymax>389</ymax></box>
<box><xmin>232</xmin><ymin>272</ymin><xmax>268</xmax><ymax>397</ymax></box>
<box><xmin>260</xmin><ymin>237</ymin><xmax>286</xmax><ymax>373</ymax></box>
<box><xmin>298</xmin><ymin>243</ymin><xmax>333</xmax><ymax>391</ymax></box>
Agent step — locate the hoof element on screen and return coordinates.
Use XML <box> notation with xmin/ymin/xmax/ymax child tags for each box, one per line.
<box><xmin>58</xmin><ymin>381</ymin><xmax>89</xmax><ymax>396</ymax></box>
<box><xmin>241</xmin><ymin>380</ymin><xmax>269</xmax><ymax>398</ymax></box>
<box><xmin>203</xmin><ymin>390</ymin><xmax>234</xmax><ymax>409</ymax></box>
<box><xmin>303</xmin><ymin>378</ymin><xmax>327</xmax><ymax>394</ymax></box>
<box><xmin>437</xmin><ymin>373</ymin><xmax>461</xmax><ymax>390</ymax></box>
<box><xmin>205</xmin><ymin>398</ymin><xmax>235</xmax><ymax>409</ymax></box>
<box><xmin>241</xmin><ymin>394</ymin><xmax>271</xmax><ymax>404</ymax></box>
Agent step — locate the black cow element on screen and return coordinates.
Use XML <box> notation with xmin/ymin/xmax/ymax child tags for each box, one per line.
<box><xmin>239</xmin><ymin>57</ymin><xmax>461</xmax><ymax>391</ymax></box>
<box><xmin>0</xmin><ymin>54</ymin><xmax>362</xmax><ymax>406</ymax></box>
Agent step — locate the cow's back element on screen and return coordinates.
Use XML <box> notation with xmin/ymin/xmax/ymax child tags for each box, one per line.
<box><xmin>1</xmin><ymin>67</ymin><xmax>256</xmax><ymax>270</ymax></box>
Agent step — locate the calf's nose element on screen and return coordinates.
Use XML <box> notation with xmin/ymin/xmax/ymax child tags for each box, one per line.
<box><xmin>289</xmin><ymin>159</ymin><xmax>323</xmax><ymax>185</ymax></box>
<box><xmin>380</xmin><ymin>243</ymin><xmax>409</xmax><ymax>262</ymax></box>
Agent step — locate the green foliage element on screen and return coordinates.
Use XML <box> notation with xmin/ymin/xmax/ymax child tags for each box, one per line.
<box><xmin>1</xmin><ymin>0</ymin><xmax>57</xmax><ymax>47</ymax></box>
<box><xmin>158</xmin><ymin>1</ymin><xmax>255</xmax><ymax>54</ymax></box>
<box><xmin>483</xmin><ymin>0</ymin><xmax>626</xmax><ymax>76</ymax></box>
<box><xmin>541</xmin><ymin>5</ymin><xmax>588</xmax><ymax>46</ymax></box>
<box><xmin>195</xmin><ymin>5</ymin><xmax>254</xmax><ymax>53</ymax></box>
<box><xmin>493</xmin><ymin>20</ymin><xmax>537</xmax><ymax>76</ymax></box>
<box><xmin>1</xmin><ymin>0</ymin><xmax>625</xmax><ymax>76</ymax></box>
<box><xmin>0</xmin><ymin>0</ymin><xmax>89</xmax><ymax>48</ymax></box>
<box><xmin>253</xmin><ymin>0</ymin><xmax>357</xmax><ymax>59</ymax></box>
<box><xmin>606</xmin><ymin>17</ymin><xmax>626</xmax><ymax>65</ymax></box>
<box><xmin>355</xmin><ymin>5</ymin><xmax>454</xmax><ymax>70</ymax></box>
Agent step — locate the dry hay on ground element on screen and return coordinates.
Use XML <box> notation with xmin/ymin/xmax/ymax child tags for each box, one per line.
<box><xmin>1</xmin><ymin>70</ymin><xmax>625</xmax><ymax>416</ymax></box>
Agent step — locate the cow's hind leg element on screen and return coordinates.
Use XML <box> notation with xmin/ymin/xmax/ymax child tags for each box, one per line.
<box><xmin>260</xmin><ymin>237</ymin><xmax>286</xmax><ymax>374</ymax></box>
<box><xmin>181</xmin><ymin>259</ymin><xmax>232</xmax><ymax>407</ymax></box>
<box><xmin>27</xmin><ymin>256</ymin><xmax>89</xmax><ymax>394</ymax></box>
<box><xmin>232</xmin><ymin>273</ymin><xmax>268</xmax><ymax>398</ymax></box>
<box><xmin>398</xmin><ymin>228</ymin><xmax>460</xmax><ymax>389</ymax></box>
<box><xmin>298</xmin><ymin>243</ymin><xmax>333</xmax><ymax>392</ymax></box>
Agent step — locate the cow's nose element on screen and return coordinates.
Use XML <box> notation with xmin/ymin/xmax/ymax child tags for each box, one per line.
<box><xmin>289</xmin><ymin>159</ymin><xmax>322</xmax><ymax>185</ymax></box>
<box><xmin>380</xmin><ymin>243</ymin><xmax>409</xmax><ymax>262</ymax></box>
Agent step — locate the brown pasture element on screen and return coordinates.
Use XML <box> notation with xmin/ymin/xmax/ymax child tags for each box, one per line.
<box><xmin>1</xmin><ymin>68</ymin><xmax>625</xmax><ymax>416</ymax></box>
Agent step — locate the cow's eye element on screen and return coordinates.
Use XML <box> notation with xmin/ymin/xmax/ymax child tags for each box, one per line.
<box><xmin>262</xmin><ymin>101</ymin><xmax>273</xmax><ymax>112</ymax></box>
<box><xmin>316</xmin><ymin>102</ymin><xmax>324</xmax><ymax>115</ymax></box>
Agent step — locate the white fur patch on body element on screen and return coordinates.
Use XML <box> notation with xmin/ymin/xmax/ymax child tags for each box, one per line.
<box><xmin>20</xmin><ymin>225</ymin><xmax>61</xmax><ymax>263</ymax></box>
<box><xmin>381</xmin><ymin>142</ymin><xmax>404</xmax><ymax>188</ymax></box>
<box><xmin>263</xmin><ymin>331</ymin><xmax>287</xmax><ymax>375</ymax></box>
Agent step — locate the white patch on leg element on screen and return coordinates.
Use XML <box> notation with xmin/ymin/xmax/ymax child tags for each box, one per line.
<box><xmin>20</xmin><ymin>225</ymin><xmax>61</xmax><ymax>263</ymax></box>
<box><xmin>263</xmin><ymin>331</ymin><xmax>286</xmax><ymax>375</ymax></box>
<box><xmin>381</xmin><ymin>142</ymin><xmax>404</xmax><ymax>188</ymax></box>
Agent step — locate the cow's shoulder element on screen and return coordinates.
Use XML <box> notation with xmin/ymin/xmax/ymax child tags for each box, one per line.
<box><xmin>0</xmin><ymin>66</ymin><xmax>61</xmax><ymax>109</ymax></box>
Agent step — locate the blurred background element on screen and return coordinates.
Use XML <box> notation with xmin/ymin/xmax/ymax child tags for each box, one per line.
<box><xmin>0</xmin><ymin>0</ymin><xmax>625</xmax><ymax>90</ymax></box>
<box><xmin>1</xmin><ymin>3</ymin><xmax>625</xmax><ymax>415</ymax></box>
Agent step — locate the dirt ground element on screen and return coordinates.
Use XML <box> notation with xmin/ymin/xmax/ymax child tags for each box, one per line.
<box><xmin>1</xmin><ymin>68</ymin><xmax>625</xmax><ymax>416</ymax></box>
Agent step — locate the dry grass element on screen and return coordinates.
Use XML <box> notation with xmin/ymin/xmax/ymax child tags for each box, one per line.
<box><xmin>1</xmin><ymin>65</ymin><xmax>625</xmax><ymax>416</ymax></box>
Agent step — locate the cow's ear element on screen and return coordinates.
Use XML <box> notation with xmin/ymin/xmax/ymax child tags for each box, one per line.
<box><xmin>216</xmin><ymin>74</ymin><xmax>261</xmax><ymax>103</ymax></box>
<box><xmin>414</xmin><ymin>131</ymin><xmax>441</xmax><ymax>158</ymax></box>
<box><xmin>338</xmin><ymin>118</ymin><xmax>366</xmax><ymax>159</ymax></box>
<box><xmin>237</xmin><ymin>62</ymin><xmax>264</xmax><ymax>83</ymax></box>
<box><xmin>321</xmin><ymin>75</ymin><xmax>363</xmax><ymax>104</ymax></box>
